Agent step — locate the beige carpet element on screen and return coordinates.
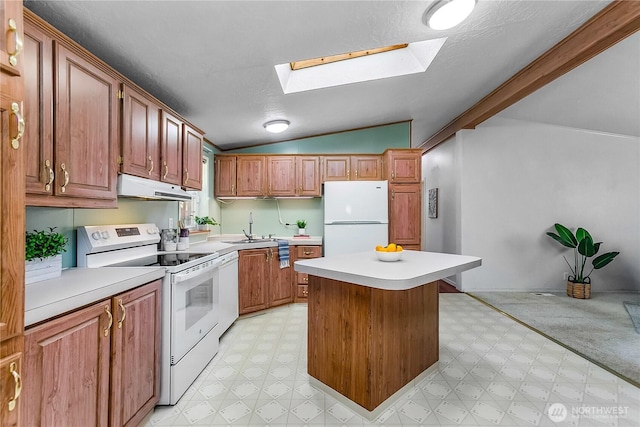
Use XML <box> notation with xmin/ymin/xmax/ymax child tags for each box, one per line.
<box><xmin>469</xmin><ymin>291</ymin><xmax>640</xmax><ymax>386</ymax></box>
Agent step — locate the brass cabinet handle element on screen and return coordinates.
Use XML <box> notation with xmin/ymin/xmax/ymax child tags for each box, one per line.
<box><xmin>45</xmin><ymin>160</ymin><xmax>54</xmax><ymax>191</ymax></box>
<box><xmin>183</xmin><ymin>170</ymin><xmax>189</xmax><ymax>185</ymax></box>
<box><xmin>231</xmin><ymin>184</ymin><xmax>235</xmax><ymax>194</ymax></box>
<box><xmin>303</xmin><ymin>250</ymin><xmax>312</xmax><ymax>256</ymax></box>
<box><xmin>60</xmin><ymin>163</ymin><xmax>69</xmax><ymax>193</ymax></box>
<box><xmin>117</xmin><ymin>299</ymin><xmax>126</xmax><ymax>329</ymax></box>
<box><xmin>7</xmin><ymin>362</ymin><xmax>21</xmax><ymax>412</ymax></box>
<box><xmin>355</xmin><ymin>169</ymin><xmax>358</xmax><ymax>179</ymax></box>
<box><xmin>391</xmin><ymin>170</ymin><xmax>395</xmax><ymax>180</ymax></box>
<box><xmin>391</xmin><ymin>190</ymin><xmax>395</xmax><ymax>201</ymax></box>
<box><xmin>147</xmin><ymin>156</ymin><xmax>154</xmax><ymax>176</ymax></box>
<box><xmin>7</xmin><ymin>18</ymin><xmax>23</xmax><ymax>67</ymax></box>
<box><xmin>347</xmin><ymin>169</ymin><xmax>350</xmax><ymax>179</ymax></box>
<box><xmin>10</xmin><ymin>102</ymin><xmax>24</xmax><ymax>149</ymax></box>
<box><xmin>162</xmin><ymin>161</ymin><xmax>168</xmax><ymax>179</ymax></box>
<box><xmin>104</xmin><ymin>305</ymin><xmax>113</xmax><ymax>336</ymax></box>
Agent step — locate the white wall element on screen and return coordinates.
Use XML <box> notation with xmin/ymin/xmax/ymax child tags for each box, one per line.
<box><xmin>422</xmin><ymin>116</ymin><xmax>640</xmax><ymax>292</ymax></box>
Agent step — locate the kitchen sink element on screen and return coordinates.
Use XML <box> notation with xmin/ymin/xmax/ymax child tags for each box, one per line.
<box><xmin>223</xmin><ymin>238</ymin><xmax>276</xmax><ymax>244</ymax></box>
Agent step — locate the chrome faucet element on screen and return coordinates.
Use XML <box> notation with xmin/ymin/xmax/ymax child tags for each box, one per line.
<box><xmin>243</xmin><ymin>211</ymin><xmax>253</xmax><ymax>240</ymax></box>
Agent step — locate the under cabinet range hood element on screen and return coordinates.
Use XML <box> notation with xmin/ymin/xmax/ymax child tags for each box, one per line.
<box><xmin>117</xmin><ymin>174</ymin><xmax>193</xmax><ymax>201</ymax></box>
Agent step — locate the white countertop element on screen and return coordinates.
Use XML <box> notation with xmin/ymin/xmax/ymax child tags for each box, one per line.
<box><xmin>294</xmin><ymin>250</ymin><xmax>481</xmax><ymax>290</ymax></box>
<box><xmin>189</xmin><ymin>235</ymin><xmax>323</xmax><ymax>255</ymax></box>
<box><xmin>25</xmin><ymin>267</ymin><xmax>166</xmax><ymax>327</ymax></box>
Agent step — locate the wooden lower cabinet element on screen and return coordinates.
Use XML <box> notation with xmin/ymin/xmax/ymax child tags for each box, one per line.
<box><xmin>292</xmin><ymin>245</ymin><xmax>322</xmax><ymax>302</ymax></box>
<box><xmin>238</xmin><ymin>248</ymin><xmax>292</xmax><ymax>315</ymax></box>
<box><xmin>22</xmin><ymin>280</ymin><xmax>161</xmax><ymax>427</ymax></box>
<box><xmin>0</xmin><ymin>351</ymin><xmax>23</xmax><ymax>427</ymax></box>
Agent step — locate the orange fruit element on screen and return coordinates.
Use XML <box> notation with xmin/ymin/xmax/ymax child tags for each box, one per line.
<box><xmin>375</xmin><ymin>245</ymin><xmax>383</xmax><ymax>251</ymax></box>
<box><xmin>396</xmin><ymin>245</ymin><xmax>403</xmax><ymax>252</ymax></box>
<box><xmin>387</xmin><ymin>243</ymin><xmax>396</xmax><ymax>252</ymax></box>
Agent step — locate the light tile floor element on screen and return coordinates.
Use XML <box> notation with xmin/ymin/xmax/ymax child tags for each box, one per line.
<box><xmin>143</xmin><ymin>294</ymin><xmax>640</xmax><ymax>426</ymax></box>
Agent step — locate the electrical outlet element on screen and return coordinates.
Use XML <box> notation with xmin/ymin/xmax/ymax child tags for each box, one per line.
<box><xmin>169</xmin><ymin>218</ymin><xmax>174</xmax><ymax>229</ymax></box>
<box><xmin>563</xmin><ymin>272</ymin><xmax>569</xmax><ymax>281</ymax></box>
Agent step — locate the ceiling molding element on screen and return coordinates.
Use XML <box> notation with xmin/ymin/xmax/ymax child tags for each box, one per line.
<box><xmin>419</xmin><ymin>0</ymin><xmax>640</xmax><ymax>153</ymax></box>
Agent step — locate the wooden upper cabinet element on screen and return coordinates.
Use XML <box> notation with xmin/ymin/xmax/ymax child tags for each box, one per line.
<box><xmin>267</xmin><ymin>156</ymin><xmax>295</xmax><ymax>197</ymax></box>
<box><xmin>322</xmin><ymin>156</ymin><xmax>350</xmax><ymax>181</ymax></box>
<box><xmin>23</xmin><ymin>20</ymin><xmax>53</xmax><ymax>196</ymax></box>
<box><xmin>214</xmin><ymin>155</ymin><xmax>236</xmax><ymax>197</ymax></box>
<box><xmin>0</xmin><ymin>0</ymin><xmax>23</xmax><ymax>78</ymax></box>
<box><xmin>54</xmin><ymin>42</ymin><xmax>118</xmax><ymax>201</ymax></box>
<box><xmin>389</xmin><ymin>183</ymin><xmax>422</xmax><ymax>249</ymax></box>
<box><xmin>160</xmin><ymin>110</ymin><xmax>182</xmax><ymax>185</ymax></box>
<box><xmin>236</xmin><ymin>155</ymin><xmax>266</xmax><ymax>197</ymax></box>
<box><xmin>182</xmin><ymin>124</ymin><xmax>203</xmax><ymax>190</ymax></box>
<box><xmin>296</xmin><ymin>156</ymin><xmax>321</xmax><ymax>196</ymax></box>
<box><xmin>351</xmin><ymin>155</ymin><xmax>382</xmax><ymax>181</ymax></box>
<box><xmin>121</xmin><ymin>83</ymin><xmax>160</xmax><ymax>181</ymax></box>
<box><xmin>383</xmin><ymin>149</ymin><xmax>421</xmax><ymax>184</ymax></box>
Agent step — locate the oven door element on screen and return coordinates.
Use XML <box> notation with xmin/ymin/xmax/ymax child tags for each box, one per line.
<box><xmin>170</xmin><ymin>260</ymin><xmax>220</xmax><ymax>363</ymax></box>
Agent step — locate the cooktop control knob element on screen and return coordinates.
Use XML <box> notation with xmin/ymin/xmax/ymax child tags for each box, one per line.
<box><xmin>91</xmin><ymin>231</ymin><xmax>101</xmax><ymax>240</ymax></box>
<box><xmin>101</xmin><ymin>231</ymin><xmax>110</xmax><ymax>239</ymax></box>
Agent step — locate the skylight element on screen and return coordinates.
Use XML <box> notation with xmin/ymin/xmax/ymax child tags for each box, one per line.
<box><xmin>275</xmin><ymin>38</ymin><xmax>447</xmax><ymax>94</ymax></box>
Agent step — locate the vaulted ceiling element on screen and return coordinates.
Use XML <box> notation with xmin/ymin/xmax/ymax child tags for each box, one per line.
<box><xmin>24</xmin><ymin>0</ymin><xmax>636</xmax><ymax>151</ymax></box>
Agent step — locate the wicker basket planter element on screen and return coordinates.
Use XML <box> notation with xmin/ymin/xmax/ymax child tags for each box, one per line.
<box><xmin>567</xmin><ymin>280</ymin><xmax>591</xmax><ymax>299</ymax></box>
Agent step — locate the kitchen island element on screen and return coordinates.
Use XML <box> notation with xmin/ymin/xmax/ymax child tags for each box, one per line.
<box><xmin>294</xmin><ymin>250</ymin><xmax>481</xmax><ymax>419</ymax></box>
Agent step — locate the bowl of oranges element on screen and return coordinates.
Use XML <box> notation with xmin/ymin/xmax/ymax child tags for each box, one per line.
<box><xmin>375</xmin><ymin>243</ymin><xmax>403</xmax><ymax>262</ymax></box>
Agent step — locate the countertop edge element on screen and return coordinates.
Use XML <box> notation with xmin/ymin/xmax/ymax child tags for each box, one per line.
<box><xmin>25</xmin><ymin>267</ymin><xmax>166</xmax><ymax>328</ymax></box>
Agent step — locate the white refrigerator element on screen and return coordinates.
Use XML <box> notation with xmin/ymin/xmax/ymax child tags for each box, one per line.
<box><xmin>323</xmin><ymin>180</ymin><xmax>388</xmax><ymax>257</ymax></box>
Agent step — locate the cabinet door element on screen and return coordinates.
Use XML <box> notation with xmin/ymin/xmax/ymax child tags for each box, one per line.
<box><xmin>214</xmin><ymin>155</ymin><xmax>236</xmax><ymax>196</ymax></box>
<box><xmin>296</xmin><ymin>156</ymin><xmax>321</xmax><ymax>196</ymax></box>
<box><xmin>54</xmin><ymin>42</ymin><xmax>117</xmax><ymax>200</ymax></box>
<box><xmin>23</xmin><ymin>21</ymin><xmax>53</xmax><ymax>195</ymax></box>
<box><xmin>0</xmin><ymin>352</ymin><xmax>22</xmax><ymax>427</ymax></box>
<box><xmin>269</xmin><ymin>248</ymin><xmax>292</xmax><ymax>307</ymax></box>
<box><xmin>322</xmin><ymin>156</ymin><xmax>350</xmax><ymax>181</ymax></box>
<box><xmin>22</xmin><ymin>301</ymin><xmax>111</xmax><ymax>427</ymax></box>
<box><xmin>0</xmin><ymin>0</ymin><xmax>23</xmax><ymax>78</ymax></box>
<box><xmin>182</xmin><ymin>124</ymin><xmax>203</xmax><ymax>190</ymax></box>
<box><xmin>384</xmin><ymin>149</ymin><xmax>421</xmax><ymax>184</ymax></box>
<box><xmin>389</xmin><ymin>184</ymin><xmax>422</xmax><ymax>248</ymax></box>
<box><xmin>267</xmin><ymin>156</ymin><xmax>295</xmax><ymax>197</ymax></box>
<box><xmin>121</xmin><ymin>83</ymin><xmax>160</xmax><ymax>181</ymax></box>
<box><xmin>238</xmin><ymin>249</ymin><xmax>269</xmax><ymax>314</ymax></box>
<box><xmin>236</xmin><ymin>156</ymin><xmax>266</xmax><ymax>197</ymax></box>
<box><xmin>160</xmin><ymin>110</ymin><xmax>182</xmax><ymax>185</ymax></box>
<box><xmin>110</xmin><ymin>280</ymin><xmax>161</xmax><ymax>427</ymax></box>
<box><xmin>351</xmin><ymin>155</ymin><xmax>382</xmax><ymax>181</ymax></box>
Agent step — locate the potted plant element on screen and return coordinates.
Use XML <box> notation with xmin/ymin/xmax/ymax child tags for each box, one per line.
<box><xmin>296</xmin><ymin>219</ymin><xmax>307</xmax><ymax>235</ymax></box>
<box><xmin>25</xmin><ymin>227</ymin><xmax>69</xmax><ymax>284</ymax></box>
<box><xmin>546</xmin><ymin>223</ymin><xmax>619</xmax><ymax>299</ymax></box>
<box><xmin>194</xmin><ymin>216</ymin><xmax>218</xmax><ymax>231</ymax></box>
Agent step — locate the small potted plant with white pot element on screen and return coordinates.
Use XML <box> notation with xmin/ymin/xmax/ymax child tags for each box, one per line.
<box><xmin>25</xmin><ymin>227</ymin><xmax>69</xmax><ymax>284</ymax></box>
<box><xmin>296</xmin><ymin>219</ymin><xmax>307</xmax><ymax>235</ymax></box>
<box><xmin>194</xmin><ymin>216</ymin><xmax>218</xmax><ymax>231</ymax></box>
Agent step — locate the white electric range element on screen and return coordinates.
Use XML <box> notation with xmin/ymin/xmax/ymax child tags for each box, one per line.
<box><xmin>77</xmin><ymin>223</ymin><xmax>221</xmax><ymax>405</ymax></box>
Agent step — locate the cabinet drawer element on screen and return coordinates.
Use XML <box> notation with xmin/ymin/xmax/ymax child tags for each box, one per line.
<box><xmin>297</xmin><ymin>285</ymin><xmax>309</xmax><ymax>299</ymax></box>
<box><xmin>297</xmin><ymin>272</ymin><xmax>309</xmax><ymax>285</ymax></box>
<box><xmin>296</xmin><ymin>246</ymin><xmax>321</xmax><ymax>258</ymax></box>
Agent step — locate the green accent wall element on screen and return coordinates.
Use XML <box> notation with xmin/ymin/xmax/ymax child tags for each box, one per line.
<box><xmin>227</xmin><ymin>122</ymin><xmax>410</xmax><ymax>154</ymax></box>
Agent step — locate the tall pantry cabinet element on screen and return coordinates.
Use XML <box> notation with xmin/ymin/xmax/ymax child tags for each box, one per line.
<box><xmin>383</xmin><ymin>149</ymin><xmax>422</xmax><ymax>251</ymax></box>
<box><xmin>0</xmin><ymin>0</ymin><xmax>25</xmax><ymax>425</ymax></box>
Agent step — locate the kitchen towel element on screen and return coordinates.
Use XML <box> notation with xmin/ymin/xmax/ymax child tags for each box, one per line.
<box><xmin>277</xmin><ymin>239</ymin><xmax>290</xmax><ymax>269</ymax></box>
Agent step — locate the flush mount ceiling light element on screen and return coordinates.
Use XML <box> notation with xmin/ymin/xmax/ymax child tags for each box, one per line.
<box><xmin>423</xmin><ymin>0</ymin><xmax>477</xmax><ymax>30</ymax></box>
<box><xmin>263</xmin><ymin>120</ymin><xmax>290</xmax><ymax>133</ymax></box>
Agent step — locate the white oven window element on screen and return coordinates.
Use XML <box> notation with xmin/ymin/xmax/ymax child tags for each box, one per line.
<box><xmin>185</xmin><ymin>283</ymin><xmax>214</xmax><ymax>330</ymax></box>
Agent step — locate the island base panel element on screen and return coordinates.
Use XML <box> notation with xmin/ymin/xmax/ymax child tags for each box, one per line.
<box><xmin>307</xmin><ymin>276</ymin><xmax>438</xmax><ymax>411</ymax></box>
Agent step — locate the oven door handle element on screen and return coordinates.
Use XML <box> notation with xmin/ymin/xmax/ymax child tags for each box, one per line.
<box><xmin>172</xmin><ymin>260</ymin><xmax>221</xmax><ymax>284</ymax></box>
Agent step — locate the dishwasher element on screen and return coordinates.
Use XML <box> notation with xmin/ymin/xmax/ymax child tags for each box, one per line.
<box><xmin>217</xmin><ymin>251</ymin><xmax>239</xmax><ymax>336</ymax></box>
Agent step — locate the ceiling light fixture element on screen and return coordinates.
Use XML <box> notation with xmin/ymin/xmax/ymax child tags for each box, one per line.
<box><xmin>263</xmin><ymin>120</ymin><xmax>290</xmax><ymax>133</ymax></box>
<box><xmin>423</xmin><ymin>0</ymin><xmax>477</xmax><ymax>30</ymax></box>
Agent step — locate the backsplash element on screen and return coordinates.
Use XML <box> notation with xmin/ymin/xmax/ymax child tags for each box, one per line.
<box><xmin>26</xmin><ymin>199</ymin><xmax>179</xmax><ymax>268</ymax></box>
